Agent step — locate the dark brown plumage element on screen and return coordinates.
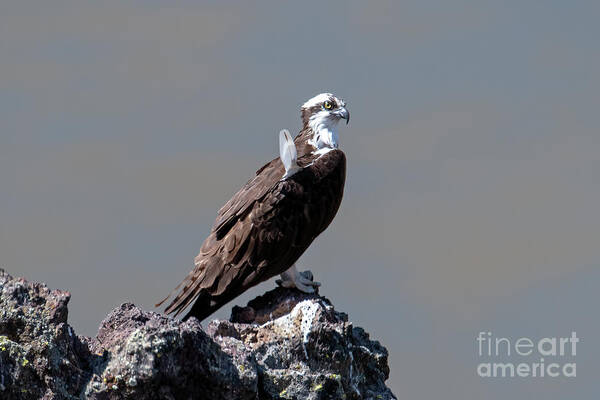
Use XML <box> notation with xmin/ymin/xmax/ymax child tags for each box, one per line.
<box><xmin>157</xmin><ymin>94</ymin><xmax>348</xmax><ymax>321</ymax></box>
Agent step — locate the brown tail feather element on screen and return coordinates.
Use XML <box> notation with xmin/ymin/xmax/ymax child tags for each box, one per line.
<box><xmin>182</xmin><ymin>287</ymin><xmax>245</xmax><ymax>322</ymax></box>
<box><xmin>154</xmin><ymin>276</ymin><xmax>187</xmax><ymax>308</ymax></box>
<box><xmin>181</xmin><ymin>292</ymin><xmax>214</xmax><ymax>321</ymax></box>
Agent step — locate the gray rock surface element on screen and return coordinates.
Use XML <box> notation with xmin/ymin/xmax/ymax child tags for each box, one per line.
<box><xmin>0</xmin><ymin>270</ymin><xmax>395</xmax><ymax>399</ymax></box>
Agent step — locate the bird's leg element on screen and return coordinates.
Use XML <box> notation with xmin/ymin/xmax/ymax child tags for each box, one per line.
<box><xmin>276</xmin><ymin>264</ymin><xmax>321</xmax><ymax>294</ymax></box>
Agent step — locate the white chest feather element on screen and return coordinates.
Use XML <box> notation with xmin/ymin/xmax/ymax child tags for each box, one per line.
<box><xmin>307</xmin><ymin>111</ymin><xmax>339</xmax><ymax>152</ymax></box>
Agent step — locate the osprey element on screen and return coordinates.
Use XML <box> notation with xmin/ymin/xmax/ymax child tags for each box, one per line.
<box><xmin>157</xmin><ymin>93</ymin><xmax>349</xmax><ymax>321</ymax></box>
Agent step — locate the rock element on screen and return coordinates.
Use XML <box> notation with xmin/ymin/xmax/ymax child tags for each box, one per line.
<box><xmin>84</xmin><ymin>303</ymin><xmax>258</xmax><ymax>400</ymax></box>
<box><xmin>0</xmin><ymin>269</ymin><xmax>95</xmax><ymax>400</ymax></box>
<box><xmin>0</xmin><ymin>270</ymin><xmax>396</xmax><ymax>399</ymax></box>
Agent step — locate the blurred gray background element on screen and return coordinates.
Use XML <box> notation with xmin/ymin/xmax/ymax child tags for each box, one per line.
<box><xmin>1</xmin><ymin>1</ymin><xmax>598</xmax><ymax>398</ymax></box>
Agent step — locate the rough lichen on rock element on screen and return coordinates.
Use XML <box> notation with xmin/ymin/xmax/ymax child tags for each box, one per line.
<box><xmin>0</xmin><ymin>269</ymin><xmax>95</xmax><ymax>399</ymax></box>
<box><xmin>0</xmin><ymin>270</ymin><xmax>395</xmax><ymax>399</ymax></box>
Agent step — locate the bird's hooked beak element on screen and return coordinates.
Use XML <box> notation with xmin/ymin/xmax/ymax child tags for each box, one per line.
<box><xmin>336</xmin><ymin>107</ymin><xmax>350</xmax><ymax>124</ymax></box>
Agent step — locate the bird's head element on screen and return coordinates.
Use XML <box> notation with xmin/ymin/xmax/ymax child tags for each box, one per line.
<box><xmin>300</xmin><ymin>93</ymin><xmax>349</xmax><ymax>150</ymax></box>
<box><xmin>301</xmin><ymin>93</ymin><xmax>349</xmax><ymax>128</ymax></box>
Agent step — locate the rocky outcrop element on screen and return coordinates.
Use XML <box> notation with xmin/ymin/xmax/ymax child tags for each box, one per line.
<box><xmin>0</xmin><ymin>270</ymin><xmax>395</xmax><ymax>399</ymax></box>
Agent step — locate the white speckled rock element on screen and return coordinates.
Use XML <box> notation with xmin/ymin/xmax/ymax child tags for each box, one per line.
<box><xmin>0</xmin><ymin>270</ymin><xmax>395</xmax><ymax>400</ymax></box>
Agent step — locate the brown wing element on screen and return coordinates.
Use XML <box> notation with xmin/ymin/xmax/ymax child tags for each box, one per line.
<box><xmin>212</xmin><ymin>150</ymin><xmax>317</xmax><ymax>239</ymax></box>
<box><xmin>212</xmin><ymin>157</ymin><xmax>282</xmax><ymax>240</ymax></box>
<box><xmin>157</xmin><ymin>150</ymin><xmax>346</xmax><ymax>320</ymax></box>
<box><xmin>156</xmin><ymin>156</ymin><xmax>285</xmax><ymax>316</ymax></box>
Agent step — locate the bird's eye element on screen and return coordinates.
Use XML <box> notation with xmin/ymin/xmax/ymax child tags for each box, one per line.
<box><xmin>323</xmin><ymin>101</ymin><xmax>333</xmax><ymax>110</ymax></box>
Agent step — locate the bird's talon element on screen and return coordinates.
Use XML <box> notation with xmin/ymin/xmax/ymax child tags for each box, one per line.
<box><xmin>299</xmin><ymin>270</ymin><xmax>314</xmax><ymax>281</ymax></box>
<box><xmin>278</xmin><ymin>265</ymin><xmax>321</xmax><ymax>293</ymax></box>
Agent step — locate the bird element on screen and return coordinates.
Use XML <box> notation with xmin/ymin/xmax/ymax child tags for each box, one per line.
<box><xmin>156</xmin><ymin>93</ymin><xmax>350</xmax><ymax>321</ymax></box>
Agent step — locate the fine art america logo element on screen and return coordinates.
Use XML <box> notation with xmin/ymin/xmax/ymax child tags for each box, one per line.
<box><xmin>476</xmin><ymin>332</ymin><xmax>578</xmax><ymax>378</ymax></box>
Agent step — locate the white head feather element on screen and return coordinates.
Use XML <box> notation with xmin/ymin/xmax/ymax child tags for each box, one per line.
<box><xmin>301</xmin><ymin>93</ymin><xmax>348</xmax><ymax>153</ymax></box>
